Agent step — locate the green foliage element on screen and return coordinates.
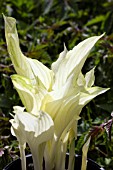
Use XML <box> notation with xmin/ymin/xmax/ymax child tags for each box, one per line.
<box><xmin>0</xmin><ymin>0</ymin><xmax>113</xmax><ymax>169</ymax></box>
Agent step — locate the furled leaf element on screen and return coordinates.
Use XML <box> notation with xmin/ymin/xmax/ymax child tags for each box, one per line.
<box><xmin>11</xmin><ymin>74</ymin><xmax>47</xmax><ymax>115</ymax></box>
<box><xmin>10</xmin><ymin>106</ymin><xmax>54</xmax><ymax>170</ymax></box>
<box><xmin>4</xmin><ymin>15</ymin><xmax>53</xmax><ymax>90</ymax></box>
<box><xmin>4</xmin><ymin>15</ymin><xmax>34</xmax><ymax>79</ymax></box>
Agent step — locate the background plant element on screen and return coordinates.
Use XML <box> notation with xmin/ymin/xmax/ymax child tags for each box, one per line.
<box><xmin>0</xmin><ymin>0</ymin><xmax>113</xmax><ymax>170</ymax></box>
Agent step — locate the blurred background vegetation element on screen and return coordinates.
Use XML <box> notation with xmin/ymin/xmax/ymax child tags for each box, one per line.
<box><xmin>0</xmin><ymin>0</ymin><xmax>113</xmax><ymax>169</ymax></box>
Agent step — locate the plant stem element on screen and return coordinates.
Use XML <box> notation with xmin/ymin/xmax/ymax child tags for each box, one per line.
<box><xmin>55</xmin><ymin>139</ymin><xmax>68</xmax><ymax>170</ymax></box>
<box><xmin>31</xmin><ymin>144</ymin><xmax>45</xmax><ymax>170</ymax></box>
<box><xmin>81</xmin><ymin>137</ymin><xmax>91</xmax><ymax>170</ymax></box>
<box><xmin>19</xmin><ymin>144</ymin><xmax>26</xmax><ymax>170</ymax></box>
<box><xmin>68</xmin><ymin>139</ymin><xmax>75</xmax><ymax>170</ymax></box>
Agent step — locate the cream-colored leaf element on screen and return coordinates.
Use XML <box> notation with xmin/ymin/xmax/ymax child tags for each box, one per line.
<box><xmin>11</xmin><ymin>106</ymin><xmax>54</xmax><ymax>145</ymax></box>
<box><xmin>77</xmin><ymin>72</ymin><xmax>86</xmax><ymax>87</ymax></box>
<box><xmin>4</xmin><ymin>15</ymin><xmax>34</xmax><ymax>79</ymax></box>
<box><xmin>11</xmin><ymin>74</ymin><xmax>47</xmax><ymax>115</ymax></box>
<box><xmin>52</xmin><ymin>34</ymin><xmax>104</xmax><ymax>90</ymax></box>
<box><xmin>52</xmin><ymin>78</ymin><xmax>81</xmax><ymax>100</ymax></box>
<box><xmin>80</xmin><ymin>87</ymin><xmax>109</xmax><ymax>106</ymax></box>
<box><xmin>27</xmin><ymin>58</ymin><xmax>53</xmax><ymax>90</ymax></box>
<box><xmin>52</xmin><ymin>44</ymin><xmax>67</xmax><ymax>74</ymax></box>
<box><xmin>14</xmin><ymin>109</ymin><xmax>54</xmax><ymax>140</ymax></box>
<box><xmin>10</xmin><ymin>107</ymin><xmax>54</xmax><ymax>170</ymax></box>
<box><xmin>85</xmin><ymin>67</ymin><xmax>95</xmax><ymax>87</ymax></box>
<box><xmin>4</xmin><ymin>15</ymin><xmax>53</xmax><ymax>90</ymax></box>
<box><xmin>45</xmin><ymin>94</ymin><xmax>81</xmax><ymax>138</ymax></box>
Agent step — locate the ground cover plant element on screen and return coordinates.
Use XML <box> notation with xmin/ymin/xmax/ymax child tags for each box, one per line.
<box><xmin>0</xmin><ymin>0</ymin><xmax>113</xmax><ymax>170</ymax></box>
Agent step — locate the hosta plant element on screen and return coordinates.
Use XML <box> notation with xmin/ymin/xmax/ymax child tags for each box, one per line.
<box><xmin>4</xmin><ymin>15</ymin><xmax>109</xmax><ymax>170</ymax></box>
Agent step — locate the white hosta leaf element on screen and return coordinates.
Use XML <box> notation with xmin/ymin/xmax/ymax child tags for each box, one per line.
<box><xmin>52</xmin><ymin>34</ymin><xmax>104</xmax><ymax>90</ymax></box>
<box><xmin>85</xmin><ymin>67</ymin><xmax>95</xmax><ymax>87</ymax></box>
<box><xmin>45</xmin><ymin>94</ymin><xmax>81</xmax><ymax>138</ymax></box>
<box><xmin>77</xmin><ymin>72</ymin><xmax>86</xmax><ymax>87</ymax></box>
<box><xmin>11</xmin><ymin>74</ymin><xmax>47</xmax><ymax>115</ymax></box>
<box><xmin>10</xmin><ymin>106</ymin><xmax>54</xmax><ymax>170</ymax></box>
<box><xmin>10</xmin><ymin>119</ymin><xmax>26</xmax><ymax>145</ymax></box>
<box><xmin>80</xmin><ymin>87</ymin><xmax>109</xmax><ymax>106</ymax></box>
<box><xmin>4</xmin><ymin>15</ymin><xmax>53</xmax><ymax>90</ymax></box>
<box><xmin>12</xmin><ymin>107</ymin><xmax>54</xmax><ymax>139</ymax></box>
<box><xmin>26</xmin><ymin>58</ymin><xmax>54</xmax><ymax>90</ymax></box>
<box><xmin>4</xmin><ymin>15</ymin><xmax>34</xmax><ymax>79</ymax></box>
<box><xmin>10</xmin><ymin>118</ymin><xmax>27</xmax><ymax>170</ymax></box>
<box><xmin>49</xmin><ymin>78</ymin><xmax>80</xmax><ymax>101</ymax></box>
<box><xmin>52</xmin><ymin>44</ymin><xmax>67</xmax><ymax>74</ymax></box>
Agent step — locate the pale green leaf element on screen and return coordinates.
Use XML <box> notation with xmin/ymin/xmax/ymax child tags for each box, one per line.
<box><xmin>86</xmin><ymin>15</ymin><xmax>105</xmax><ymax>26</ymax></box>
